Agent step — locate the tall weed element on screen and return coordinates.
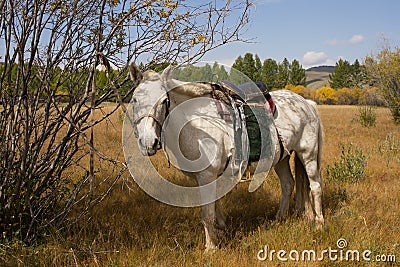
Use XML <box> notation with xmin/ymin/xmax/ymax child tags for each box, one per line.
<box><xmin>376</xmin><ymin>133</ymin><xmax>400</xmax><ymax>166</ymax></box>
<box><xmin>326</xmin><ymin>143</ymin><xmax>367</xmax><ymax>183</ymax></box>
<box><xmin>352</xmin><ymin>106</ymin><xmax>376</xmax><ymax>127</ymax></box>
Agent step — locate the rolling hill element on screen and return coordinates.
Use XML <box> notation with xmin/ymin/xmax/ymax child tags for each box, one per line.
<box><xmin>305</xmin><ymin>65</ymin><xmax>334</xmax><ymax>89</ymax></box>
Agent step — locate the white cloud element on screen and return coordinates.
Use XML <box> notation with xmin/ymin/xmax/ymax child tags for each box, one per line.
<box><xmin>325</xmin><ymin>58</ymin><xmax>338</xmax><ymax>66</ymax></box>
<box><xmin>302</xmin><ymin>51</ymin><xmax>329</xmax><ymax>65</ymax></box>
<box><xmin>325</xmin><ymin>39</ymin><xmax>343</xmax><ymax>46</ymax></box>
<box><xmin>326</xmin><ymin>34</ymin><xmax>365</xmax><ymax>46</ymax></box>
<box><xmin>349</xmin><ymin>34</ymin><xmax>364</xmax><ymax>44</ymax></box>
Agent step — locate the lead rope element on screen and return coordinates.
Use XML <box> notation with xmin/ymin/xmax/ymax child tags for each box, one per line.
<box><xmin>160</xmin><ymin>126</ymin><xmax>171</xmax><ymax>168</ymax></box>
<box><xmin>161</xmin><ymin>96</ymin><xmax>171</xmax><ymax>168</ymax></box>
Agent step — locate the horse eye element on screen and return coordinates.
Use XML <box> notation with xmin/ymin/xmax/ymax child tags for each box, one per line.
<box><xmin>163</xmin><ymin>98</ymin><xmax>170</xmax><ymax>107</ymax></box>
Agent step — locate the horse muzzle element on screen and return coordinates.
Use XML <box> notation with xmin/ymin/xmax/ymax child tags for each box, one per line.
<box><xmin>138</xmin><ymin>137</ymin><xmax>159</xmax><ymax>156</ymax></box>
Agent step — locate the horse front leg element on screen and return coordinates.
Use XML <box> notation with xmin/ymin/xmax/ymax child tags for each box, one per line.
<box><xmin>215</xmin><ymin>200</ymin><xmax>226</xmax><ymax>229</ymax></box>
<box><xmin>201</xmin><ymin>202</ymin><xmax>218</xmax><ymax>252</ymax></box>
<box><xmin>197</xmin><ymin>172</ymin><xmax>221</xmax><ymax>252</ymax></box>
<box><xmin>201</xmin><ymin>200</ymin><xmax>226</xmax><ymax>252</ymax></box>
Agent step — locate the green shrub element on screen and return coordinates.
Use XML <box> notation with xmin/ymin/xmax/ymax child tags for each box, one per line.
<box><xmin>365</xmin><ymin>46</ymin><xmax>400</xmax><ymax>124</ymax></box>
<box><xmin>353</xmin><ymin>106</ymin><xmax>376</xmax><ymax>127</ymax></box>
<box><xmin>326</xmin><ymin>143</ymin><xmax>367</xmax><ymax>183</ymax></box>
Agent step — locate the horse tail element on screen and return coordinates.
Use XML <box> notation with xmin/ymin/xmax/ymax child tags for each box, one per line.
<box><xmin>306</xmin><ymin>99</ymin><xmax>324</xmax><ymax>178</ymax></box>
<box><xmin>317</xmin><ymin>118</ymin><xmax>324</xmax><ymax>179</ymax></box>
<box><xmin>294</xmin><ymin>152</ymin><xmax>308</xmax><ymax>213</ymax></box>
<box><xmin>294</xmin><ymin>101</ymin><xmax>324</xmax><ymax>214</ymax></box>
<box><xmin>293</xmin><ymin>122</ymin><xmax>323</xmax><ymax>215</ymax></box>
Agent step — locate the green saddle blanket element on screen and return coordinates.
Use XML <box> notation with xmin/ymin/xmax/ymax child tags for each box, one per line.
<box><xmin>243</xmin><ymin>105</ymin><xmax>273</xmax><ymax>162</ymax></box>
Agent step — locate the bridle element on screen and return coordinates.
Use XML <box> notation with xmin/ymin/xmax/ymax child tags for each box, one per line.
<box><xmin>132</xmin><ymin>92</ymin><xmax>170</xmax><ymax>148</ymax></box>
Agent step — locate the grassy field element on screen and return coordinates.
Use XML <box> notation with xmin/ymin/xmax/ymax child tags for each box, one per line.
<box><xmin>1</xmin><ymin>105</ymin><xmax>399</xmax><ymax>266</ymax></box>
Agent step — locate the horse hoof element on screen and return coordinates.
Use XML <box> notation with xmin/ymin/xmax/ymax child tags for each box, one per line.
<box><xmin>204</xmin><ymin>245</ymin><xmax>218</xmax><ymax>254</ymax></box>
<box><xmin>216</xmin><ymin>221</ymin><xmax>226</xmax><ymax>230</ymax></box>
<box><xmin>315</xmin><ymin>217</ymin><xmax>324</xmax><ymax>229</ymax></box>
<box><xmin>275</xmin><ymin>211</ymin><xmax>289</xmax><ymax>222</ymax></box>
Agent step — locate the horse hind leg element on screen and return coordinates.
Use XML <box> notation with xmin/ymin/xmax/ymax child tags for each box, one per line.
<box><xmin>274</xmin><ymin>156</ymin><xmax>295</xmax><ymax>221</ymax></box>
<box><xmin>296</xmin><ymin>153</ymin><xmax>324</xmax><ymax>227</ymax></box>
<box><xmin>294</xmin><ymin>154</ymin><xmax>313</xmax><ymax>220</ymax></box>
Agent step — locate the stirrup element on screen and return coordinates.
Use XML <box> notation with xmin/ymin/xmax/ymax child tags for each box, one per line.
<box><xmin>237</xmin><ymin>160</ymin><xmax>252</xmax><ymax>182</ymax></box>
<box><xmin>239</xmin><ymin>161</ymin><xmax>253</xmax><ymax>183</ymax></box>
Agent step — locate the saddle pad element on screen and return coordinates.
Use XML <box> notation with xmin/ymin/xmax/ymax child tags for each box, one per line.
<box><xmin>244</xmin><ymin>105</ymin><xmax>273</xmax><ymax>162</ymax></box>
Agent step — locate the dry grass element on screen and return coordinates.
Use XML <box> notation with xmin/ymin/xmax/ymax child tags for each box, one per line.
<box><xmin>1</xmin><ymin>105</ymin><xmax>399</xmax><ymax>266</ymax></box>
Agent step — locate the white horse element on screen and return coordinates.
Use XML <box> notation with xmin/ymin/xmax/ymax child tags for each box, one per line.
<box><xmin>127</xmin><ymin>64</ymin><xmax>324</xmax><ymax>251</ymax></box>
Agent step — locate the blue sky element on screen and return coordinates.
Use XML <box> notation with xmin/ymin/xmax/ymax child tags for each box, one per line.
<box><xmin>202</xmin><ymin>0</ymin><xmax>400</xmax><ymax>68</ymax></box>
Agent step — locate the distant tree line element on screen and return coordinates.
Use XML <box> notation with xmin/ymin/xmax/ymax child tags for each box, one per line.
<box><xmin>172</xmin><ymin>62</ymin><xmax>229</xmax><ymax>82</ymax></box>
<box><xmin>0</xmin><ymin>63</ymin><xmax>132</xmax><ymax>102</ymax></box>
<box><xmin>227</xmin><ymin>53</ymin><xmax>395</xmax><ymax>112</ymax></box>
<box><xmin>3</xmin><ymin>51</ymin><xmax>393</xmax><ymax>120</ymax></box>
<box><xmin>169</xmin><ymin>49</ymin><xmax>400</xmax><ymax>123</ymax></box>
<box><xmin>329</xmin><ymin>59</ymin><xmax>368</xmax><ymax>89</ymax></box>
<box><xmin>231</xmin><ymin>53</ymin><xmax>306</xmax><ymax>89</ymax></box>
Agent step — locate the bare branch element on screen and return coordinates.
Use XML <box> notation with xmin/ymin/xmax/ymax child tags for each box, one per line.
<box><xmin>0</xmin><ymin>0</ymin><xmax>252</xmax><ymax>243</ymax></box>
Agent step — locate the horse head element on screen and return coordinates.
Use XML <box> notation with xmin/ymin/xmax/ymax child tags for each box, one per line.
<box><xmin>129</xmin><ymin>64</ymin><xmax>173</xmax><ymax>156</ymax></box>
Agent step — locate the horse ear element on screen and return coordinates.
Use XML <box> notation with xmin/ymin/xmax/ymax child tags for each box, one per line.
<box><xmin>161</xmin><ymin>65</ymin><xmax>174</xmax><ymax>82</ymax></box>
<box><xmin>129</xmin><ymin>63</ymin><xmax>143</xmax><ymax>85</ymax></box>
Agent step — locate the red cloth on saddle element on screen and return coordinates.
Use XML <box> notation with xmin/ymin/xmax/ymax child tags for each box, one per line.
<box><xmin>264</xmin><ymin>92</ymin><xmax>276</xmax><ymax>115</ymax></box>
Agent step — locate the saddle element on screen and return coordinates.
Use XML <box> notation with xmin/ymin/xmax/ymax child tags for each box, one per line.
<box><xmin>221</xmin><ymin>80</ymin><xmax>276</xmax><ymax>115</ymax></box>
<box><xmin>210</xmin><ymin>81</ymin><xmax>276</xmax><ymax>163</ymax></box>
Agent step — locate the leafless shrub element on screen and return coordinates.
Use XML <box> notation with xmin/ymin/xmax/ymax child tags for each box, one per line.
<box><xmin>0</xmin><ymin>0</ymin><xmax>252</xmax><ymax>243</ymax></box>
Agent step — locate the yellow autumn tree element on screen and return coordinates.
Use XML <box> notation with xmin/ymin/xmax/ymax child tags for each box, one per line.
<box><xmin>336</xmin><ymin>87</ymin><xmax>361</xmax><ymax>105</ymax></box>
<box><xmin>293</xmin><ymin>85</ymin><xmax>313</xmax><ymax>100</ymax></box>
<box><xmin>284</xmin><ymin>84</ymin><xmax>313</xmax><ymax>100</ymax></box>
<box><xmin>316</xmin><ymin>86</ymin><xmax>338</xmax><ymax>104</ymax></box>
<box><xmin>284</xmin><ymin>84</ymin><xmax>295</xmax><ymax>91</ymax></box>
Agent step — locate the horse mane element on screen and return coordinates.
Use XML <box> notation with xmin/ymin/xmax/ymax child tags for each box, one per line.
<box><xmin>170</xmin><ymin>82</ymin><xmax>212</xmax><ymax>97</ymax></box>
<box><xmin>141</xmin><ymin>68</ymin><xmax>212</xmax><ymax>97</ymax></box>
<box><xmin>142</xmin><ymin>70</ymin><xmax>160</xmax><ymax>81</ymax></box>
